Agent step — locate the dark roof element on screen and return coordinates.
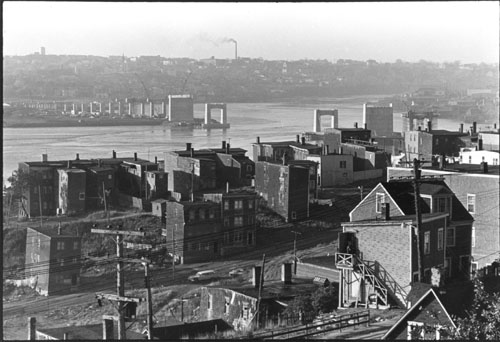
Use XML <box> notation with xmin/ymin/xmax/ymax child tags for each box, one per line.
<box><xmin>88</xmin><ymin>166</ymin><xmax>114</xmax><ymax>173</ymax></box>
<box><xmin>37</xmin><ymin>323</ymin><xmax>146</xmax><ymax>340</ymax></box>
<box><xmin>218</xmin><ymin>278</ymin><xmax>319</xmax><ymax>300</ymax></box>
<box><xmin>429</xmin><ymin>130</ymin><xmax>468</xmax><ymax>136</ymax></box>
<box><xmin>300</xmin><ymin>255</ymin><xmax>337</xmax><ymax>269</ymax></box>
<box><xmin>382</xmin><ymin>288</ymin><xmax>456</xmax><ymax>340</ymax></box>
<box><xmin>210</xmin><ymin>147</ymin><xmax>247</xmax><ymax>153</ymax></box>
<box><xmin>450</xmin><ymin>196</ymin><xmax>474</xmax><ymax>221</ymax></box>
<box><xmin>333</xmin><ymin>128</ymin><xmax>370</xmax><ymax>132</ymax></box>
<box><xmin>419</xmin><ymin>183</ymin><xmax>453</xmax><ymax>195</ymax></box>
<box><xmin>27</xmin><ymin>226</ymin><xmax>80</xmax><ymax>239</ymax></box>
<box><xmin>382</xmin><ymin>181</ymin><xmax>431</xmax><ymax>215</ymax></box>
<box><xmin>288</xmin><ymin>142</ymin><xmax>322</xmax><ymax>151</ymax></box>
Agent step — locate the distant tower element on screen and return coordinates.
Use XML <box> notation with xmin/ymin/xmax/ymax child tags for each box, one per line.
<box><xmin>41</xmin><ymin>47</ymin><xmax>46</xmax><ymax>56</ymax></box>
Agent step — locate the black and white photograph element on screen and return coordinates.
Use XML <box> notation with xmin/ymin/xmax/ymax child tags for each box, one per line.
<box><xmin>2</xmin><ymin>1</ymin><xmax>499</xmax><ymax>340</ymax></box>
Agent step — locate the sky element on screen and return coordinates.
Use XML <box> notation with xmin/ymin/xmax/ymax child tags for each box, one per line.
<box><xmin>2</xmin><ymin>1</ymin><xmax>499</xmax><ymax>63</ymax></box>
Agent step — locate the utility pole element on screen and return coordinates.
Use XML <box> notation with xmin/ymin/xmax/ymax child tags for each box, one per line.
<box><xmin>143</xmin><ymin>262</ymin><xmax>154</xmax><ymax>340</ymax></box>
<box><xmin>412</xmin><ymin>158</ymin><xmax>424</xmax><ymax>281</ymax></box>
<box><xmin>38</xmin><ymin>185</ymin><xmax>43</xmax><ymax>229</ymax></box>
<box><xmin>102</xmin><ymin>181</ymin><xmax>109</xmax><ymax>224</ymax></box>
<box><xmin>92</xmin><ymin>225</ymin><xmax>146</xmax><ymax>339</ymax></box>
<box><xmin>291</xmin><ymin>231</ymin><xmax>302</xmax><ymax>274</ymax></box>
<box><xmin>255</xmin><ymin>253</ymin><xmax>266</xmax><ymax>329</ymax></box>
<box><xmin>161</xmin><ymin>225</ymin><xmax>176</xmax><ymax>281</ymax></box>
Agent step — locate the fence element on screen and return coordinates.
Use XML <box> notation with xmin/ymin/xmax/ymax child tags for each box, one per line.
<box><xmin>249</xmin><ymin>310</ymin><xmax>370</xmax><ymax>340</ymax></box>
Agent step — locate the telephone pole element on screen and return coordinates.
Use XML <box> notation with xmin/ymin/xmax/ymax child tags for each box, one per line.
<box><xmin>255</xmin><ymin>254</ymin><xmax>266</xmax><ymax>328</ymax></box>
<box><xmin>143</xmin><ymin>261</ymin><xmax>154</xmax><ymax>340</ymax></box>
<box><xmin>92</xmin><ymin>225</ymin><xmax>146</xmax><ymax>339</ymax></box>
<box><xmin>412</xmin><ymin>158</ymin><xmax>424</xmax><ymax>281</ymax></box>
<box><xmin>291</xmin><ymin>231</ymin><xmax>302</xmax><ymax>274</ymax></box>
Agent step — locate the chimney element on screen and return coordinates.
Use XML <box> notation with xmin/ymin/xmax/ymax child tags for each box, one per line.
<box><xmin>63</xmin><ymin>333</ymin><xmax>69</xmax><ymax>340</ymax></box>
<box><xmin>281</xmin><ymin>263</ymin><xmax>292</xmax><ymax>284</ymax></box>
<box><xmin>364</xmin><ymin>123</ymin><xmax>367</xmax><ymax>130</ymax></box>
<box><xmin>256</xmin><ymin>136</ymin><xmax>260</xmax><ymax>144</ymax></box>
<box><xmin>252</xmin><ymin>266</ymin><xmax>262</xmax><ymax>288</ymax></box>
<box><xmin>460</xmin><ymin>123</ymin><xmax>464</xmax><ymax>133</ymax></box>
<box><xmin>226</xmin><ymin>143</ymin><xmax>230</xmax><ymax>154</ymax></box>
<box><xmin>381</xmin><ymin>203</ymin><xmax>390</xmax><ymax>220</ymax></box>
<box><xmin>473</xmin><ymin>121</ymin><xmax>477</xmax><ymax>134</ymax></box>
<box><xmin>134</xmin><ymin>152</ymin><xmax>137</xmax><ymax>161</ymax></box>
<box><xmin>301</xmin><ymin>137</ymin><xmax>306</xmax><ymax>145</ymax></box>
<box><xmin>325</xmin><ymin>145</ymin><xmax>330</xmax><ymax>155</ymax></box>
<box><xmin>427</xmin><ymin>121</ymin><xmax>432</xmax><ymax>132</ymax></box>
<box><xmin>339</xmin><ymin>147</ymin><xmax>343</xmax><ymax>154</ymax></box>
<box><xmin>42</xmin><ymin>154</ymin><xmax>48</xmax><ymax>162</ymax></box>
<box><xmin>482</xmin><ymin>161</ymin><xmax>488</xmax><ymax>174</ymax></box>
<box><xmin>67</xmin><ymin>160</ymin><xmax>72</xmax><ymax>169</ymax></box>
<box><xmin>478</xmin><ymin>138</ymin><xmax>483</xmax><ymax>151</ymax></box>
<box><xmin>112</xmin><ymin>150</ymin><xmax>116</xmax><ymax>159</ymax></box>
<box><xmin>186</xmin><ymin>143</ymin><xmax>192</xmax><ymax>151</ymax></box>
<box><xmin>222</xmin><ymin>140</ymin><xmax>226</xmax><ymax>150</ymax></box>
<box><xmin>155</xmin><ymin>156</ymin><xmax>158</xmax><ymax>164</ymax></box>
<box><xmin>494</xmin><ymin>123</ymin><xmax>497</xmax><ymax>130</ymax></box>
<box><xmin>190</xmin><ymin>148</ymin><xmax>195</xmax><ymax>157</ymax></box>
<box><xmin>439</xmin><ymin>154</ymin><xmax>446</xmax><ymax>170</ymax></box>
<box><xmin>354</xmin><ymin>122</ymin><xmax>358</xmax><ymax>129</ymax></box>
<box><xmin>282</xmin><ymin>153</ymin><xmax>287</xmax><ymax>165</ymax></box>
<box><xmin>28</xmin><ymin>317</ymin><xmax>36</xmax><ymax>340</ymax></box>
<box><xmin>102</xmin><ymin>317</ymin><xmax>114</xmax><ymax>340</ymax></box>
<box><xmin>296</xmin><ymin>135</ymin><xmax>300</xmax><ymax>143</ymax></box>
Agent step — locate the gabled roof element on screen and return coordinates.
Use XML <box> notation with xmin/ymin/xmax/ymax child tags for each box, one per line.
<box><xmin>381</xmin><ymin>288</ymin><xmax>456</xmax><ymax>340</ymax></box>
<box><xmin>381</xmin><ymin>181</ymin><xmax>431</xmax><ymax>215</ymax></box>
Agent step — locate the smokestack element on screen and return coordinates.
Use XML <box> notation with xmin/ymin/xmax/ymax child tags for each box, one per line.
<box><xmin>478</xmin><ymin>139</ymin><xmax>483</xmax><ymax>151</ymax></box>
<box><xmin>301</xmin><ymin>137</ymin><xmax>306</xmax><ymax>145</ymax></box>
<box><xmin>381</xmin><ymin>203</ymin><xmax>390</xmax><ymax>220</ymax></box>
<box><xmin>76</xmin><ymin>153</ymin><xmax>80</xmax><ymax>160</ymax></box>
<box><xmin>256</xmin><ymin>136</ymin><xmax>260</xmax><ymax>144</ymax></box>
<box><xmin>42</xmin><ymin>154</ymin><xmax>48</xmax><ymax>162</ymax></box>
<box><xmin>112</xmin><ymin>150</ymin><xmax>116</xmax><ymax>159</ymax></box>
<box><xmin>222</xmin><ymin>140</ymin><xmax>226</xmax><ymax>149</ymax></box>
<box><xmin>252</xmin><ymin>266</ymin><xmax>262</xmax><ymax>288</ymax></box>
<box><xmin>460</xmin><ymin>123</ymin><xmax>464</xmax><ymax>133</ymax></box>
<box><xmin>190</xmin><ymin>148</ymin><xmax>195</xmax><ymax>157</ymax></box>
<box><xmin>473</xmin><ymin>121</ymin><xmax>477</xmax><ymax>134</ymax></box>
<box><xmin>103</xmin><ymin>318</ymin><xmax>114</xmax><ymax>340</ymax></box>
<box><xmin>354</xmin><ymin>122</ymin><xmax>358</xmax><ymax>129</ymax></box>
<box><xmin>226</xmin><ymin>143</ymin><xmax>230</xmax><ymax>154</ymax></box>
<box><xmin>482</xmin><ymin>161</ymin><xmax>488</xmax><ymax>174</ymax></box>
<box><xmin>28</xmin><ymin>317</ymin><xmax>36</xmax><ymax>341</ymax></box>
<box><xmin>281</xmin><ymin>263</ymin><xmax>292</xmax><ymax>284</ymax></box>
<box><xmin>186</xmin><ymin>143</ymin><xmax>192</xmax><ymax>151</ymax></box>
<box><xmin>296</xmin><ymin>135</ymin><xmax>300</xmax><ymax>143</ymax></box>
<box><xmin>134</xmin><ymin>152</ymin><xmax>137</xmax><ymax>161</ymax></box>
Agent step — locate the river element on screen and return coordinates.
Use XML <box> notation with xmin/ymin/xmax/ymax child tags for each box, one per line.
<box><xmin>2</xmin><ymin>96</ymin><xmax>468</xmax><ymax>183</ymax></box>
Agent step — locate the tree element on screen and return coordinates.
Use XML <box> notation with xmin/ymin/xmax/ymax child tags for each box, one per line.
<box><xmin>282</xmin><ymin>294</ymin><xmax>315</xmax><ymax>324</ymax></box>
<box><xmin>311</xmin><ymin>284</ymin><xmax>337</xmax><ymax>314</ymax></box>
<box><xmin>449</xmin><ymin>278</ymin><xmax>500</xmax><ymax>340</ymax></box>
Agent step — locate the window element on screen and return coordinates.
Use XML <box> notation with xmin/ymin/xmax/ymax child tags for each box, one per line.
<box><xmin>376</xmin><ymin>193</ymin><xmax>385</xmax><ymax>213</ymax></box>
<box><xmin>57</xmin><ymin>241</ymin><xmax>65</xmax><ymax>250</ymax></box>
<box><xmin>189</xmin><ymin>210</ymin><xmax>195</xmax><ymax>221</ymax></box>
<box><xmin>467</xmin><ymin>194</ymin><xmax>475</xmax><ymax>213</ymax></box>
<box><xmin>59</xmin><ymin>258</ymin><xmax>65</xmax><ymax>266</ymax></box>
<box><xmin>471</xmin><ymin>226</ymin><xmax>476</xmax><ymax>248</ymax></box>
<box><xmin>224</xmin><ymin>232</ymin><xmax>230</xmax><ymax>244</ymax></box>
<box><xmin>437</xmin><ymin>228</ymin><xmax>444</xmax><ymax>251</ymax></box>
<box><xmin>37</xmin><ymin>238</ymin><xmax>41</xmax><ymax>248</ymax></box>
<box><xmin>209</xmin><ymin>210</ymin><xmax>215</xmax><ymax>219</ymax></box>
<box><xmin>71</xmin><ymin>274</ymin><xmax>78</xmax><ymax>286</ymax></box>
<box><xmin>224</xmin><ymin>201</ymin><xmax>230</xmax><ymax>210</ymax></box>
<box><xmin>438</xmin><ymin>198</ymin><xmax>446</xmax><ymax>213</ymax></box>
<box><xmin>208</xmin><ymin>294</ymin><xmax>213</xmax><ymax>310</ymax></box>
<box><xmin>412</xmin><ymin>272</ymin><xmax>420</xmax><ymax>283</ymax></box>
<box><xmin>248</xmin><ymin>216</ymin><xmax>254</xmax><ymax>225</ymax></box>
<box><xmin>247</xmin><ymin>232</ymin><xmax>253</xmax><ymax>245</ymax></box>
<box><xmin>234</xmin><ymin>216</ymin><xmax>243</xmax><ymax>227</ymax></box>
<box><xmin>199</xmin><ymin>209</ymin><xmax>205</xmax><ymax>220</ymax></box>
<box><xmin>424</xmin><ymin>268</ymin><xmax>431</xmax><ymax>283</ymax></box>
<box><xmin>340</xmin><ymin>160</ymin><xmax>347</xmax><ymax>168</ymax></box>
<box><xmin>424</xmin><ymin>231</ymin><xmax>430</xmax><ymax>255</ymax></box>
<box><xmin>242</xmin><ymin>305</ymin><xmax>250</xmax><ymax>320</ymax></box>
<box><xmin>291</xmin><ymin>211</ymin><xmax>297</xmax><ymax>220</ymax></box>
<box><xmin>78</xmin><ymin>192</ymin><xmax>85</xmax><ymax>200</ymax></box>
<box><xmin>234</xmin><ymin>231</ymin><xmax>243</xmax><ymax>243</ymax></box>
<box><xmin>108</xmin><ymin>174</ymin><xmax>112</xmax><ymax>180</ymax></box>
<box><xmin>343</xmin><ymin>172</ymin><xmax>348</xmax><ymax>177</ymax></box>
<box><xmin>246</xmin><ymin>164</ymin><xmax>253</xmax><ymax>172</ymax></box>
<box><xmin>73</xmin><ymin>241</ymin><xmax>79</xmax><ymax>250</ymax></box>
<box><xmin>234</xmin><ymin>200</ymin><xmax>243</xmax><ymax>210</ymax></box>
<box><xmin>224</xmin><ymin>217</ymin><xmax>230</xmax><ymax>227</ymax></box>
<box><xmin>248</xmin><ymin>200</ymin><xmax>253</xmax><ymax>209</ymax></box>
<box><xmin>482</xmin><ymin>156</ymin><xmax>485</xmax><ymax>162</ymax></box>
<box><xmin>493</xmin><ymin>158</ymin><xmax>499</xmax><ymax>165</ymax></box>
<box><xmin>407</xmin><ymin>321</ymin><xmax>425</xmax><ymax>340</ymax></box>
<box><xmin>224</xmin><ymin>297</ymin><xmax>230</xmax><ymax>314</ymax></box>
<box><xmin>447</xmin><ymin>228</ymin><xmax>455</xmax><ymax>247</ymax></box>
<box><xmin>43</xmin><ymin>201</ymin><xmax>48</xmax><ymax>210</ymax></box>
<box><xmin>468</xmin><ymin>155</ymin><xmax>472</xmax><ymax>163</ymax></box>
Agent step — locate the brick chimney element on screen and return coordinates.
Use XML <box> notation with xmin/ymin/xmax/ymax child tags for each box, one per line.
<box><xmin>478</xmin><ymin>139</ymin><xmax>483</xmax><ymax>151</ymax></box>
<box><xmin>354</xmin><ymin>122</ymin><xmax>358</xmax><ymax>129</ymax></box>
<box><xmin>473</xmin><ymin>121</ymin><xmax>477</xmax><ymax>134</ymax></box>
<box><xmin>481</xmin><ymin>161</ymin><xmax>488</xmax><ymax>174</ymax></box>
<box><xmin>134</xmin><ymin>152</ymin><xmax>137</xmax><ymax>161</ymax></box>
<box><xmin>301</xmin><ymin>137</ymin><xmax>306</xmax><ymax>145</ymax></box>
<box><xmin>222</xmin><ymin>140</ymin><xmax>226</xmax><ymax>150</ymax></box>
<box><xmin>281</xmin><ymin>263</ymin><xmax>292</xmax><ymax>284</ymax></box>
<box><xmin>42</xmin><ymin>154</ymin><xmax>48</xmax><ymax>162</ymax></box>
<box><xmin>296</xmin><ymin>135</ymin><xmax>300</xmax><ymax>143</ymax></box>
<box><xmin>154</xmin><ymin>156</ymin><xmax>157</xmax><ymax>164</ymax></box>
<box><xmin>226</xmin><ymin>143</ymin><xmax>230</xmax><ymax>154</ymax></box>
<box><xmin>252</xmin><ymin>266</ymin><xmax>262</xmax><ymax>288</ymax></box>
<box><xmin>459</xmin><ymin>123</ymin><xmax>464</xmax><ymax>133</ymax></box>
<box><xmin>76</xmin><ymin>153</ymin><xmax>80</xmax><ymax>160</ymax></box>
<box><xmin>112</xmin><ymin>150</ymin><xmax>116</xmax><ymax>159</ymax></box>
<box><xmin>427</xmin><ymin>121</ymin><xmax>432</xmax><ymax>132</ymax></box>
<box><xmin>190</xmin><ymin>148</ymin><xmax>195</xmax><ymax>158</ymax></box>
<box><xmin>186</xmin><ymin>143</ymin><xmax>192</xmax><ymax>151</ymax></box>
<box><xmin>364</xmin><ymin>123</ymin><xmax>367</xmax><ymax>130</ymax></box>
<box><xmin>256</xmin><ymin>136</ymin><xmax>260</xmax><ymax>144</ymax></box>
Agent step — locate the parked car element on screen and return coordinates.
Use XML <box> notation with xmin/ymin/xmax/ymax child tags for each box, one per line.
<box><xmin>229</xmin><ymin>268</ymin><xmax>245</xmax><ymax>277</ymax></box>
<box><xmin>188</xmin><ymin>270</ymin><xmax>217</xmax><ymax>282</ymax></box>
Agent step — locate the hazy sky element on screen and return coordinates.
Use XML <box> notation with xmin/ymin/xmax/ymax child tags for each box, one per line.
<box><xmin>3</xmin><ymin>1</ymin><xmax>499</xmax><ymax>63</ymax></box>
